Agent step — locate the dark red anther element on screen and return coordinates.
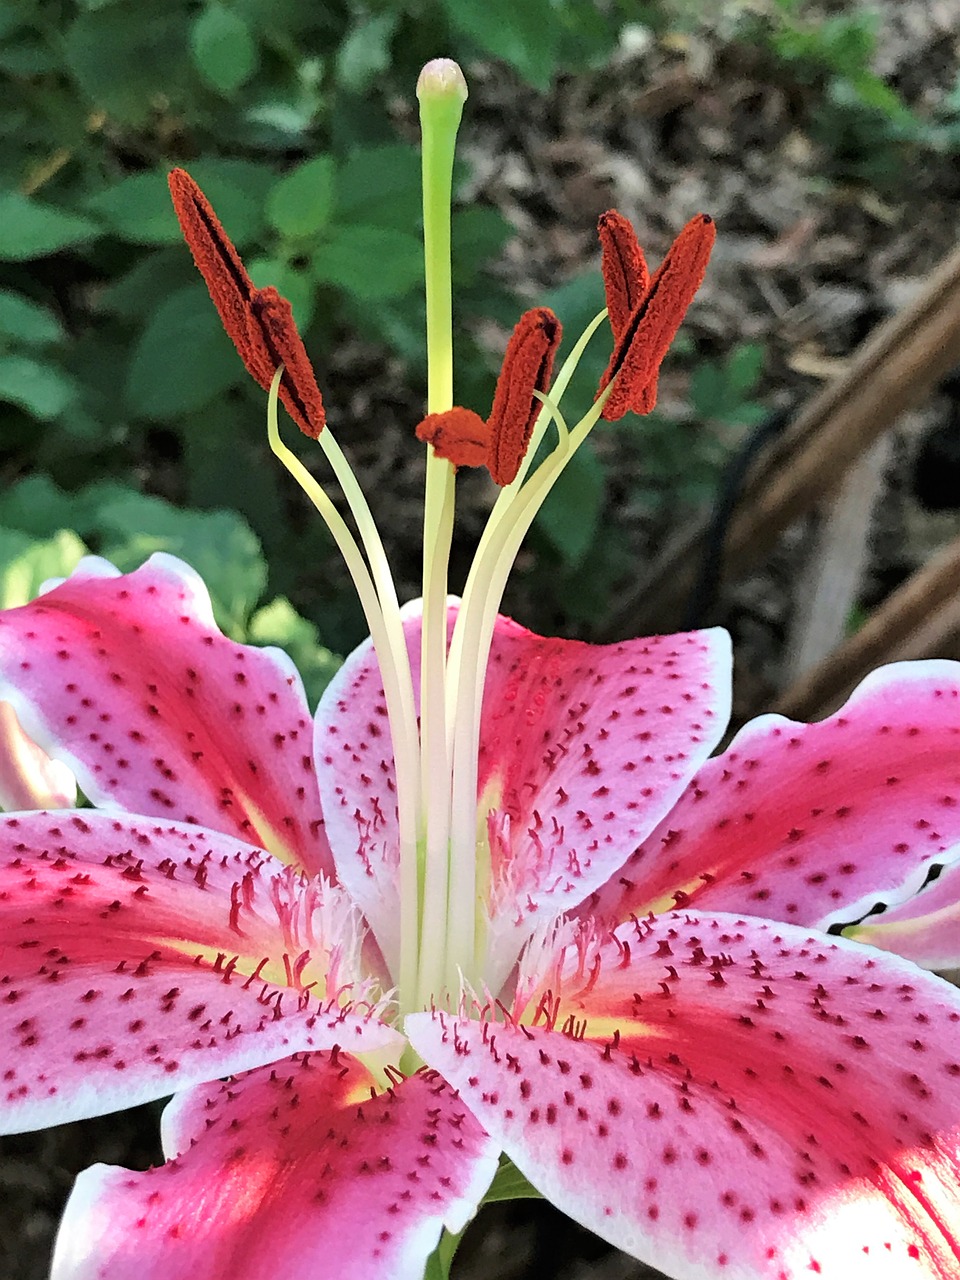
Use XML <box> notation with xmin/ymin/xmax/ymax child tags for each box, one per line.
<box><xmin>487</xmin><ymin>306</ymin><xmax>562</xmax><ymax>485</ymax></box>
<box><xmin>414</xmin><ymin>307</ymin><xmax>562</xmax><ymax>487</ymax></box>
<box><xmin>598</xmin><ymin>210</ymin><xmax>657</xmax><ymax>413</ymax></box>
<box><xmin>598</xmin><ymin>210</ymin><xmax>649</xmax><ymax>338</ymax></box>
<box><xmin>597</xmin><ymin>211</ymin><xmax>715</xmax><ymax>421</ymax></box>
<box><xmin>168</xmin><ymin>168</ymin><xmax>326</xmax><ymax>438</ymax></box>
<box><xmin>415</xmin><ymin>407</ymin><xmax>490</xmax><ymax>469</ymax></box>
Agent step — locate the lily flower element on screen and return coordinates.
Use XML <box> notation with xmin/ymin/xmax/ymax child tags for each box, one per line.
<box><xmin>2</xmin><ymin>58</ymin><xmax>960</xmax><ymax>1280</ymax></box>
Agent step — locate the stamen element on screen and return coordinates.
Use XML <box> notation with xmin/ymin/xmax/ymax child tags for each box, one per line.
<box><xmin>415</xmin><ymin>407</ymin><xmax>490</xmax><ymax>469</ymax></box>
<box><xmin>415</xmin><ymin>309</ymin><xmax>562</xmax><ymax>487</ymax></box>
<box><xmin>486</xmin><ymin>307</ymin><xmax>562</xmax><ymax>485</ymax></box>
<box><xmin>168</xmin><ymin>168</ymin><xmax>325</xmax><ymax>438</ymax></box>
<box><xmin>598</xmin><ymin>210</ymin><xmax>656</xmax><ymax>414</ymax></box>
<box><xmin>265</xmin><ymin>373</ymin><xmax>421</xmax><ymax>998</ymax></box>
<box><xmin>597</xmin><ymin>212</ymin><xmax>715</xmax><ymax>421</ymax></box>
<box><xmin>445</xmin><ymin>318</ymin><xmax>611</xmax><ymax>988</ymax></box>
<box><xmin>598</xmin><ymin>210</ymin><xmax>649</xmax><ymax>338</ymax></box>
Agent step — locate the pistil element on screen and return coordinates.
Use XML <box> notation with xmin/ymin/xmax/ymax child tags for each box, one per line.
<box><xmin>414</xmin><ymin>60</ymin><xmax>468</xmax><ymax>1011</ymax></box>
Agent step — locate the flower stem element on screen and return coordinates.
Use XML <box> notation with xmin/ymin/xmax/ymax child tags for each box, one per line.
<box><xmin>413</xmin><ymin>60</ymin><xmax>467</xmax><ymax>1010</ymax></box>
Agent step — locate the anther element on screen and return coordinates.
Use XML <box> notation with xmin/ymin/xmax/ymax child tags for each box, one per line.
<box><xmin>168</xmin><ymin>168</ymin><xmax>326</xmax><ymax>438</ymax></box>
<box><xmin>415</xmin><ymin>307</ymin><xmax>562</xmax><ymax>486</ymax></box>
<box><xmin>597</xmin><ymin>211</ymin><xmax>715</xmax><ymax>421</ymax></box>
<box><xmin>415</xmin><ymin>407</ymin><xmax>489</xmax><ymax>469</ymax></box>
<box><xmin>487</xmin><ymin>307</ymin><xmax>562</xmax><ymax>485</ymax></box>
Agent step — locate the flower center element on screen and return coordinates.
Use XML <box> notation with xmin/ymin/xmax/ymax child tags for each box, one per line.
<box><xmin>169</xmin><ymin>58</ymin><xmax>715</xmax><ymax>1021</ymax></box>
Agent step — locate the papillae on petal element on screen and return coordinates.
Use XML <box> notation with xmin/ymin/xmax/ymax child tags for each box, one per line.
<box><xmin>584</xmin><ymin>660</ymin><xmax>960</xmax><ymax>939</ymax></box>
<box><xmin>0</xmin><ymin>811</ymin><xmax>394</xmax><ymax>1134</ymax></box>
<box><xmin>0</xmin><ymin>552</ymin><xmax>333</xmax><ymax>878</ymax></box>
<box><xmin>478</xmin><ymin>615</ymin><xmax>731</xmax><ymax>992</ymax></box>
<box><xmin>52</xmin><ymin>1052</ymin><xmax>498</xmax><ymax>1280</ymax></box>
<box><xmin>314</xmin><ymin>602</ymin><xmax>732</xmax><ymax>990</ymax></box>
<box><xmin>409</xmin><ymin>911</ymin><xmax>960</xmax><ymax>1280</ymax></box>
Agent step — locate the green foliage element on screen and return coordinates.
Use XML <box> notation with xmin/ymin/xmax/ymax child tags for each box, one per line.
<box><xmin>424</xmin><ymin>1156</ymin><xmax>544</xmax><ymax>1278</ymax></box>
<box><xmin>126</xmin><ymin>284</ymin><xmax>244</xmax><ymax>417</ymax></box>
<box><xmin>688</xmin><ymin>341</ymin><xmax>767</xmax><ymax>428</ymax></box>
<box><xmin>481</xmin><ymin>1154</ymin><xmax>546</xmax><ymax>1203</ymax></box>
<box><xmin>190</xmin><ymin>4</ymin><xmax>260</xmax><ymax>97</ymax></box>
<box><xmin>737</xmin><ymin>2</ymin><xmax>960</xmax><ymax>185</ymax></box>
<box><xmin>537</xmin><ymin>444</ymin><xmax>606</xmax><ymax>569</ymax></box>
<box><xmin>0</xmin><ymin>475</ymin><xmax>341</xmax><ymax>704</ymax></box>
<box><xmin>266</xmin><ymin>156</ymin><xmax>337</xmax><ymax>239</ymax></box>
<box><xmin>0</xmin><ymin>0</ymin><xmax>750</xmax><ymax>660</ymax></box>
<box><xmin>0</xmin><ymin>192</ymin><xmax>97</xmax><ymax>260</ymax></box>
<box><xmin>0</xmin><ymin>529</ymin><xmax>87</xmax><ymax>609</ymax></box>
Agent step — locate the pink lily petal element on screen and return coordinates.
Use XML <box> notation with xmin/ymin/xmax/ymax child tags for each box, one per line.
<box><xmin>846</xmin><ymin>861</ymin><xmax>960</xmax><ymax>970</ymax></box>
<box><xmin>0</xmin><ymin>702</ymin><xmax>75</xmax><ymax>810</ymax></box>
<box><xmin>0</xmin><ymin>553</ymin><xmax>333</xmax><ymax>877</ymax></box>
<box><xmin>52</xmin><ymin>1051</ymin><xmax>498</xmax><ymax>1280</ymax></box>
<box><xmin>479</xmin><ymin>616</ymin><xmax>730</xmax><ymax>989</ymax></box>
<box><xmin>316</xmin><ymin>603</ymin><xmax>731</xmax><ymax>985</ymax></box>
<box><xmin>408</xmin><ymin>911</ymin><xmax>960</xmax><ymax>1279</ymax></box>
<box><xmin>0</xmin><ymin>811</ymin><xmax>397</xmax><ymax>1134</ymax></box>
<box><xmin>584</xmin><ymin>661</ymin><xmax>960</xmax><ymax>934</ymax></box>
<box><xmin>313</xmin><ymin>601</ymin><xmax>425</xmax><ymax>979</ymax></box>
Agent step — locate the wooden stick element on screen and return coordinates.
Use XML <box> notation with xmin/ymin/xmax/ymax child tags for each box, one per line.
<box><xmin>608</xmin><ymin>239</ymin><xmax>960</xmax><ymax>636</ymax></box>
<box><xmin>773</xmin><ymin>531</ymin><xmax>960</xmax><ymax>721</ymax></box>
<box><xmin>781</xmin><ymin>435</ymin><xmax>890</xmax><ymax>682</ymax></box>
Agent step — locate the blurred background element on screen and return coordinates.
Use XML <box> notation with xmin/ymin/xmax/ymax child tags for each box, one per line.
<box><xmin>1</xmin><ymin>0</ymin><xmax>960</xmax><ymax>1275</ymax></box>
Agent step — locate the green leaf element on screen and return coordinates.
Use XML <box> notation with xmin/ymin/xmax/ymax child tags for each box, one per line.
<box><xmin>849</xmin><ymin>70</ymin><xmax>912</xmax><ymax>121</ymax></box>
<box><xmin>313</xmin><ymin>226</ymin><xmax>423</xmax><ymax>301</ymax></box>
<box><xmin>335</xmin><ymin>145</ymin><xmax>421</xmax><ymax>231</ymax></box>
<box><xmin>84</xmin><ymin>171</ymin><xmax>182</xmax><ymax>245</ymax></box>
<box><xmin>451</xmin><ymin>206</ymin><xmax>512</xmax><ymax>284</ymax></box>
<box><xmin>0</xmin><ymin>289</ymin><xmax>63</xmax><ymax>345</ymax></box>
<box><xmin>99</xmin><ymin>249</ymin><xmax>197</xmax><ymax>320</ymax></box>
<box><xmin>247</xmin><ymin>597</ymin><xmax>341</xmax><ymax>707</ymax></box>
<box><xmin>423</xmin><ymin>1231</ymin><xmax>462</xmax><ymax>1280</ymax></box>
<box><xmin>0</xmin><ymin>192</ymin><xmax>97</xmax><ymax>261</ymax></box>
<box><xmin>266</xmin><ymin>155</ymin><xmax>337</xmax><ymax>239</ymax></box>
<box><xmin>724</xmin><ymin>342</ymin><xmax>765</xmax><ymax>397</ymax></box>
<box><xmin>0</xmin><ymin>528</ymin><xmax>88</xmax><ymax>610</ymax></box>
<box><xmin>535</xmin><ymin>442</ymin><xmax>605</xmax><ymax>568</ymax></box>
<box><xmin>94</xmin><ymin>491</ymin><xmax>267</xmax><ymax>635</ymax></box>
<box><xmin>0</xmin><ymin>353</ymin><xmax>79</xmax><ymax>419</ymax></box>
<box><xmin>0</xmin><ymin>475</ymin><xmax>78</xmax><ymax>538</ymax></box>
<box><xmin>0</xmin><ymin>32</ymin><xmax>59</xmax><ymax>76</ymax></box>
<box><xmin>190</xmin><ymin>4</ymin><xmax>259</xmax><ymax>97</ymax></box>
<box><xmin>335</xmin><ymin>13</ymin><xmax>397</xmax><ymax>93</ymax></box>
<box><xmin>126</xmin><ymin>284</ymin><xmax>244</xmax><ymax>418</ymax></box>
<box><xmin>64</xmin><ymin>7</ymin><xmax>189</xmax><ymax>124</ymax></box>
<box><xmin>441</xmin><ymin>0</ymin><xmax>560</xmax><ymax>89</ymax></box>
<box><xmin>688</xmin><ymin>360</ymin><xmax>728</xmax><ymax>419</ymax></box>
<box><xmin>481</xmin><ymin>1154</ymin><xmax>545</xmax><ymax>1204</ymax></box>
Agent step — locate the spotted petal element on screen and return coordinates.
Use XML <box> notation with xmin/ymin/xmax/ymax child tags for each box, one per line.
<box><xmin>0</xmin><ymin>811</ymin><xmax>395</xmax><ymax>1134</ymax></box>
<box><xmin>0</xmin><ymin>553</ymin><xmax>332</xmax><ymax>877</ymax></box>
<box><xmin>52</xmin><ymin>1052</ymin><xmax>498</xmax><ymax>1280</ymax></box>
<box><xmin>584</xmin><ymin>661</ymin><xmax>960</xmax><ymax>933</ymax></box>
<box><xmin>316</xmin><ymin>603</ymin><xmax>731</xmax><ymax>986</ymax></box>
<box><xmin>409</xmin><ymin>912</ymin><xmax>960</xmax><ymax>1280</ymax></box>
<box><xmin>846</xmin><ymin>860</ymin><xmax>960</xmax><ymax>970</ymax></box>
<box><xmin>478</xmin><ymin>616</ymin><xmax>730</xmax><ymax>989</ymax></box>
